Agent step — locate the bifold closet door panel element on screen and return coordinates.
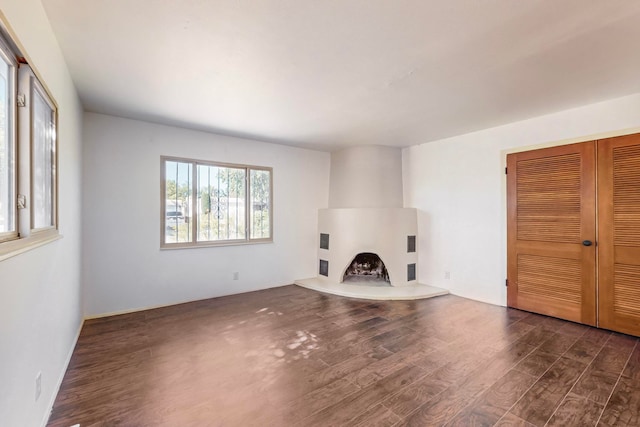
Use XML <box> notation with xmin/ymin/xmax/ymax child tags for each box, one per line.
<box><xmin>507</xmin><ymin>141</ymin><xmax>597</xmax><ymax>325</ymax></box>
<box><xmin>598</xmin><ymin>134</ymin><xmax>640</xmax><ymax>336</ymax></box>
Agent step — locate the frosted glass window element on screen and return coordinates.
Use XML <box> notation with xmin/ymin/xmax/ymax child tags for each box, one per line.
<box><xmin>32</xmin><ymin>87</ymin><xmax>56</xmax><ymax>229</ymax></box>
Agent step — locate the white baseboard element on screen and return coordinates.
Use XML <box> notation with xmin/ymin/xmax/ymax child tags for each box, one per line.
<box><xmin>84</xmin><ymin>283</ymin><xmax>293</xmax><ymax>320</ymax></box>
<box><xmin>40</xmin><ymin>318</ymin><xmax>84</xmax><ymax>427</ymax></box>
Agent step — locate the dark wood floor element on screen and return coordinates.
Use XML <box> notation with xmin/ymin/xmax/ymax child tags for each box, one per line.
<box><xmin>48</xmin><ymin>285</ymin><xmax>640</xmax><ymax>427</ymax></box>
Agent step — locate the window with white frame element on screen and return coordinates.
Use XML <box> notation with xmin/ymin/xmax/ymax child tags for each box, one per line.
<box><xmin>161</xmin><ymin>156</ymin><xmax>272</xmax><ymax>247</ymax></box>
<box><xmin>0</xmin><ymin>27</ymin><xmax>58</xmax><ymax>255</ymax></box>
<box><xmin>29</xmin><ymin>74</ymin><xmax>57</xmax><ymax>231</ymax></box>
<box><xmin>0</xmin><ymin>35</ymin><xmax>16</xmax><ymax>243</ymax></box>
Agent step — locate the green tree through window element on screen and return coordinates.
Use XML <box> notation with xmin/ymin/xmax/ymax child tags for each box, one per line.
<box><xmin>162</xmin><ymin>157</ymin><xmax>272</xmax><ymax>247</ymax></box>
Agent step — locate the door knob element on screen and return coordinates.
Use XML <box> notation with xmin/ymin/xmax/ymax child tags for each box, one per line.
<box><xmin>582</xmin><ymin>240</ymin><xmax>593</xmax><ymax>246</ymax></box>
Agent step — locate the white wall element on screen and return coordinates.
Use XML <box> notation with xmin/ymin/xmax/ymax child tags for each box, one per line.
<box><xmin>329</xmin><ymin>145</ymin><xmax>403</xmax><ymax>208</ymax></box>
<box><xmin>403</xmin><ymin>92</ymin><xmax>640</xmax><ymax>306</ymax></box>
<box><xmin>82</xmin><ymin>113</ymin><xmax>330</xmax><ymax>316</ymax></box>
<box><xmin>0</xmin><ymin>1</ymin><xmax>84</xmax><ymax>427</ymax></box>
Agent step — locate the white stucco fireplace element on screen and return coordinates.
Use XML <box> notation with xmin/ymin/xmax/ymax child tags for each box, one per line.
<box><xmin>318</xmin><ymin>207</ymin><xmax>418</xmax><ymax>287</ymax></box>
<box><xmin>295</xmin><ymin>145</ymin><xmax>448</xmax><ymax>300</ymax></box>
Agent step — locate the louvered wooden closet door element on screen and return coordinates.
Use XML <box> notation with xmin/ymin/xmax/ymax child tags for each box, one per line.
<box><xmin>598</xmin><ymin>134</ymin><xmax>640</xmax><ymax>335</ymax></box>
<box><xmin>507</xmin><ymin>142</ymin><xmax>596</xmax><ymax>325</ymax></box>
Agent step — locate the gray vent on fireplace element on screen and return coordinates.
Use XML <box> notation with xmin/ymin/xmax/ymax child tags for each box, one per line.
<box><xmin>320</xmin><ymin>233</ymin><xmax>330</xmax><ymax>250</ymax></box>
<box><xmin>407</xmin><ymin>263</ymin><xmax>416</xmax><ymax>281</ymax></box>
<box><xmin>319</xmin><ymin>259</ymin><xmax>329</xmax><ymax>276</ymax></box>
<box><xmin>407</xmin><ymin>235</ymin><xmax>416</xmax><ymax>253</ymax></box>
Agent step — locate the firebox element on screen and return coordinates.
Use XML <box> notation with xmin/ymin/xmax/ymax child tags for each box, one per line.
<box><xmin>343</xmin><ymin>253</ymin><xmax>390</xmax><ymax>284</ymax></box>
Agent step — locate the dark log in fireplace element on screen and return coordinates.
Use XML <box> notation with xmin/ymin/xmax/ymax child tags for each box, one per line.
<box><xmin>343</xmin><ymin>252</ymin><xmax>390</xmax><ymax>284</ymax></box>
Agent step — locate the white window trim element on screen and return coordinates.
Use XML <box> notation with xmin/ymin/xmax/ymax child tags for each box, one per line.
<box><xmin>160</xmin><ymin>155</ymin><xmax>273</xmax><ymax>249</ymax></box>
<box><xmin>0</xmin><ymin>232</ymin><xmax>62</xmax><ymax>262</ymax></box>
<box><xmin>0</xmin><ymin>32</ymin><xmax>17</xmax><ymax>244</ymax></box>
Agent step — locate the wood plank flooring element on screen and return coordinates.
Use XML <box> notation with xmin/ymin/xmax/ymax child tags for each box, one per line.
<box><xmin>47</xmin><ymin>285</ymin><xmax>640</xmax><ymax>426</ymax></box>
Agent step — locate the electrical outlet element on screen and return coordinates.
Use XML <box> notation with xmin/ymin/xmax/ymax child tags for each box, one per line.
<box><xmin>35</xmin><ymin>372</ymin><xmax>41</xmax><ymax>402</ymax></box>
<box><xmin>444</xmin><ymin>271</ymin><xmax>451</xmax><ymax>280</ymax></box>
<box><xmin>233</xmin><ymin>272</ymin><xmax>239</xmax><ymax>280</ymax></box>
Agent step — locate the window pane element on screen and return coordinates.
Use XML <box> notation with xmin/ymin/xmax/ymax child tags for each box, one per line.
<box><xmin>164</xmin><ymin>160</ymin><xmax>192</xmax><ymax>243</ymax></box>
<box><xmin>197</xmin><ymin>165</ymin><xmax>246</xmax><ymax>241</ymax></box>
<box><xmin>0</xmin><ymin>57</ymin><xmax>13</xmax><ymax>234</ymax></box>
<box><xmin>32</xmin><ymin>88</ymin><xmax>55</xmax><ymax>229</ymax></box>
<box><xmin>250</xmin><ymin>169</ymin><xmax>271</xmax><ymax>239</ymax></box>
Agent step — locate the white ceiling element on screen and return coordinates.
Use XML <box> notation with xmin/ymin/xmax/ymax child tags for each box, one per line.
<box><xmin>41</xmin><ymin>0</ymin><xmax>640</xmax><ymax>151</ymax></box>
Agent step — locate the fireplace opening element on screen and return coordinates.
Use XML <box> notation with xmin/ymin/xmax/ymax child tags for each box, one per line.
<box><xmin>343</xmin><ymin>253</ymin><xmax>390</xmax><ymax>285</ymax></box>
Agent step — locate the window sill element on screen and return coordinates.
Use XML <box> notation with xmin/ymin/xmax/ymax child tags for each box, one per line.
<box><xmin>0</xmin><ymin>232</ymin><xmax>62</xmax><ymax>262</ymax></box>
<box><xmin>160</xmin><ymin>238</ymin><xmax>273</xmax><ymax>250</ymax></box>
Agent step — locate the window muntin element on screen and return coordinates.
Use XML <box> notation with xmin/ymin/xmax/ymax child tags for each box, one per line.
<box><xmin>162</xmin><ymin>157</ymin><xmax>272</xmax><ymax>247</ymax></box>
<box><xmin>249</xmin><ymin>168</ymin><xmax>271</xmax><ymax>240</ymax></box>
<box><xmin>31</xmin><ymin>80</ymin><xmax>56</xmax><ymax>230</ymax></box>
<box><xmin>0</xmin><ymin>38</ymin><xmax>16</xmax><ymax>242</ymax></box>
<box><xmin>197</xmin><ymin>164</ymin><xmax>246</xmax><ymax>242</ymax></box>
